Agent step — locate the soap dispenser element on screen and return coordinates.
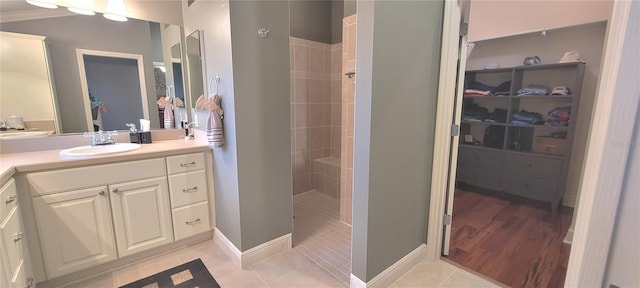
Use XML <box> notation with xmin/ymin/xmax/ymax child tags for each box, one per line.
<box><xmin>125</xmin><ymin>123</ymin><xmax>140</xmax><ymax>143</ymax></box>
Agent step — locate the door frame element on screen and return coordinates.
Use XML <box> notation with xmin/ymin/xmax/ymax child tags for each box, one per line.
<box><xmin>76</xmin><ymin>49</ymin><xmax>150</xmax><ymax>131</ymax></box>
<box><xmin>426</xmin><ymin>0</ymin><xmax>638</xmax><ymax>286</ymax></box>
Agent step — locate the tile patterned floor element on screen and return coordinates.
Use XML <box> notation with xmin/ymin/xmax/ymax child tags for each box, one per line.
<box><xmin>293</xmin><ymin>190</ymin><xmax>352</xmax><ymax>287</ymax></box>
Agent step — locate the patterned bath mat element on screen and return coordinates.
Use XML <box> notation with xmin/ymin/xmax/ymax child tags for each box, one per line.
<box><xmin>120</xmin><ymin>258</ymin><xmax>220</xmax><ymax>288</ymax></box>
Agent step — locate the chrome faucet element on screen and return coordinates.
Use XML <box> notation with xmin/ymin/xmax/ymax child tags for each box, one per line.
<box><xmin>85</xmin><ymin>130</ymin><xmax>117</xmax><ymax>146</ymax></box>
<box><xmin>182</xmin><ymin>122</ymin><xmax>196</xmax><ymax>140</ymax></box>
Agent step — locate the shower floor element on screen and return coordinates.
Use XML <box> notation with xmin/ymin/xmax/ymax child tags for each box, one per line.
<box><xmin>293</xmin><ymin>190</ymin><xmax>352</xmax><ymax>287</ymax></box>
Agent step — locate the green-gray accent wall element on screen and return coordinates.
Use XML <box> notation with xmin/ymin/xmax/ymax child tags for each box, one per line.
<box><xmin>290</xmin><ymin>0</ymin><xmax>344</xmax><ymax>44</ymax></box>
<box><xmin>351</xmin><ymin>0</ymin><xmax>444</xmax><ymax>281</ymax></box>
<box><xmin>229</xmin><ymin>0</ymin><xmax>293</xmax><ymax>250</ymax></box>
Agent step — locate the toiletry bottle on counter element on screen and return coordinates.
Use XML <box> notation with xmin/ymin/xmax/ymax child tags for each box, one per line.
<box><xmin>125</xmin><ymin>123</ymin><xmax>140</xmax><ymax>143</ymax></box>
<box><xmin>138</xmin><ymin>119</ymin><xmax>152</xmax><ymax>143</ymax></box>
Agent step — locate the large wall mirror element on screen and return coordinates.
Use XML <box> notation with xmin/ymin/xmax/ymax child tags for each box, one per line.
<box><xmin>186</xmin><ymin>30</ymin><xmax>205</xmax><ymax>127</ymax></box>
<box><xmin>0</xmin><ymin>2</ymin><xmax>188</xmax><ymax>135</ymax></box>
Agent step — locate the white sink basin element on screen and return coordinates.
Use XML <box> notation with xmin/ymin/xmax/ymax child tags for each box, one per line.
<box><xmin>59</xmin><ymin>143</ymin><xmax>141</xmax><ymax>158</ymax></box>
<box><xmin>0</xmin><ymin>130</ymin><xmax>53</xmax><ymax>139</ymax></box>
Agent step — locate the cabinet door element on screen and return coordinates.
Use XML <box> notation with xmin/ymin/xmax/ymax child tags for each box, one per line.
<box><xmin>33</xmin><ymin>186</ymin><xmax>116</xmax><ymax>279</ymax></box>
<box><xmin>109</xmin><ymin>177</ymin><xmax>173</xmax><ymax>257</ymax></box>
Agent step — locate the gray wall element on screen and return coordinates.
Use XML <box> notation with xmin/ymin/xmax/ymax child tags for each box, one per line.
<box><xmin>229</xmin><ymin>0</ymin><xmax>293</xmax><ymax>250</ymax></box>
<box><xmin>290</xmin><ymin>0</ymin><xmax>333</xmax><ymax>44</ymax></box>
<box><xmin>604</xmin><ymin>2</ymin><xmax>640</xmax><ymax>286</ymax></box>
<box><xmin>182</xmin><ymin>0</ymin><xmax>242</xmax><ymax>247</ymax></box>
<box><xmin>1</xmin><ymin>16</ymin><xmax>159</xmax><ymax>133</ymax></box>
<box><xmin>344</xmin><ymin>0</ymin><xmax>356</xmax><ymax>16</ymax></box>
<box><xmin>84</xmin><ymin>56</ymin><xmax>144</xmax><ymax>131</ymax></box>
<box><xmin>352</xmin><ymin>0</ymin><xmax>443</xmax><ymax>281</ymax></box>
<box><xmin>331</xmin><ymin>0</ymin><xmax>345</xmax><ymax>43</ymax></box>
<box><xmin>183</xmin><ymin>0</ymin><xmax>292</xmax><ymax>251</ymax></box>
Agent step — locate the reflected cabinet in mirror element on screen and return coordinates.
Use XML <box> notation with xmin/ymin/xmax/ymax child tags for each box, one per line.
<box><xmin>0</xmin><ymin>4</ymin><xmax>188</xmax><ymax>136</ymax></box>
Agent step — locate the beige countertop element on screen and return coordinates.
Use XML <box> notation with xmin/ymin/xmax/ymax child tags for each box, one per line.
<box><xmin>0</xmin><ymin>139</ymin><xmax>211</xmax><ymax>183</ymax></box>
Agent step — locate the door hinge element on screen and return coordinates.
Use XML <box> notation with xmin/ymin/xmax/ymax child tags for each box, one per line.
<box><xmin>451</xmin><ymin>124</ymin><xmax>459</xmax><ymax>137</ymax></box>
<box><xmin>443</xmin><ymin>213</ymin><xmax>452</xmax><ymax>225</ymax></box>
<box><xmin>459</xmin><ymin>22</ymin><xmax>468</xmax><ymax>37</ymax></box>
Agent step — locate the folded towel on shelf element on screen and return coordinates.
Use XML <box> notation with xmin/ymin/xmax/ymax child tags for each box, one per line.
<box><xmin>511</xmin><ymin>110</ymin><xmax>545</xmax><ymax>125</ymax></box>
<box><xmin>516</xmin><ymin>85</ymin><xmax>550</xmax><ymax>96</ymax></box>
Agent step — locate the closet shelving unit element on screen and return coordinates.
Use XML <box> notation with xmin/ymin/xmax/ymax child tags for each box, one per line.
<box><xmin>457</xmin><ymin>62</ymin><xmax>585</xmax><ymax>213</ymax></box>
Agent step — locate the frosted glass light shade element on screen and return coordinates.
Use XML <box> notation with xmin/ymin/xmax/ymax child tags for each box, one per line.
<box><xmin>104</xmin><ymin>0</ymin><xmax>128</xmax><ymax>21</ymax></box>
<box><xmin>26</xmin><ymin>0</ymin><xmax>58</xmax><ymax>9</ymax></box>
<box><xmin>67</xmin><ymin>0</ymin><xmax>95</xmax><ymax>15</ymax></box>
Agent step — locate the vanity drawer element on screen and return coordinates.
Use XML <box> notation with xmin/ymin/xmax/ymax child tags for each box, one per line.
<box><xmin>504</xmin><ymin>154</ymin><xmax>562</xmax><ymax>179</ymax></box>
<box><xmin>503</xmin><ymin>174</ymin><xmax>559</xmax><ymax>201</ymax></box>
<box><xmin>172</xmin><ymin>201</ymin><xmax>211</xmax><ymax>241</ymax></box>
<box><xmin>166</xmin><ymin>152</ymin><xmax>206</xmax><ymax>175</ymax></box>
<box><xmin>168</xmin><ymin>170</ymin><xmax>208</xmax><ymax>208</ymax></box>
<box><xmin>28</xmin><ymin>158</ymin><xmax>166</xmax><ymax>196</ymax></box>
<box><xmin>1</xmin><ymin>208</ymin><xmax>26</xmax><ymax>275</ymax></box>
<box><xmin>1</xmin><ymin>178</ymin><xmax>18</xmax><ymax>221</ymax></box>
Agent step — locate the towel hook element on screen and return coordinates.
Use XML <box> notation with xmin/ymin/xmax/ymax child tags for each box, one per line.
<box><xmin>208</xmin><ymin>74</ymin><xmax>221</xmax><ymax>99</ymax></box>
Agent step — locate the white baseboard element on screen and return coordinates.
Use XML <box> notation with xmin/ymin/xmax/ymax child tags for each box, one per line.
<box><xmin>240</xmin><ymin>233</ymin><xmax>292</xmax><ymax>268</ymax></box>
<box><xmin>213</xmin><ymin>228</ymin><xmax>292</xmax><ymax>269</ymax></box>
<box><xmin>350</xmin><ymin>244</ymin><xmax>426</xmax><ymax>288</ymax></box>
<box><xmin>213</xmin><ymin>228</ymin><xmax>242</xmax><ymax>266</ymax></box>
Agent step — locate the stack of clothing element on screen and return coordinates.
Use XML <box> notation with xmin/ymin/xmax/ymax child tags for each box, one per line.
<box><xmin>462</xmin><ymin>102</ymin><xmax>489</xmax><ymax>122</ymax></box>
<box><xmin>464</xmin><ymin>81</ymin><xmax>511</xmax><ymax>97</ymax></box>
<box><xmin>511</xmin><ymin>110</ymin><xmax>545</xmax><ymax>125</ymax></box>
<box><xmin>516</xmin><ymin>84</ymin><xmax>550</xmax><ymax>96</ymax></box>
<box><xmin>485</xmin><ymin>108</ymin><xmax>508</xmax><ymax>123</ymax></box>
<box><xmin>546</xmin><ymin>106</ymin><xmax>571</xmax><ymax>127</ymax></box>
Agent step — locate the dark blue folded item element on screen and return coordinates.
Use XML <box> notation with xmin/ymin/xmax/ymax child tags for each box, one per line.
<box><xmin>511</xmin><ymin>120</ymin><xmax>530</xmax><ymax>125</ymax></box>
<box><xmin>516</xmin><ymin>85</ymin><xmax>550</xmax><ymax>96</ymax></box>
<box><xmin>548</xmin><ymin>106</ymin><xmax>571</xmax><ymax>116</ymax></box>
<box><xmin>546</xmin><ymin>119</ymin><xmax>569</xmax><ymax>127</ymax></box>
<box><xmin>512</xmin><ymin>110</ymin><xmax>545</xmax><ymax>124</ymax></box>
<box><xmin>467</xmin><ymin>81</ymin><xmax>511</xmax><ymax>94</ymax></box>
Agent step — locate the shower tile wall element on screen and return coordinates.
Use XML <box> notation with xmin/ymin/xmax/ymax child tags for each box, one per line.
<box><xmin>340</xmin><ymin>15</ymin><xmax>356</xmax><ymax>225</ymax></box>
<box><xmin>290</xmin><ymin>37</ymin><xmax>342</xmax><ymax>196</ymax></box>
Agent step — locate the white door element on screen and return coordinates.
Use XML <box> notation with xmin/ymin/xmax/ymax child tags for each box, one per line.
<box><xmin>109</xmin><ymin>177</ymin><xmax>173</xmax><ymax>257</ymax></box>
<box><xmin>33</xmin><ymin>186</ymin><xmax>116</xmax><ymax>278</ymax></box>
<box><xmin>442</xmin><ymin>4</ymin><xmax>470</xmax><ymax>256</ymax></box>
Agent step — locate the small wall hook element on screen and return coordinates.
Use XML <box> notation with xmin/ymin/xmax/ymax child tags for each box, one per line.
<box><xmin>258</xmin><ymin>28</ymin><xmax>270</xmax><ymax>38</ymax></box>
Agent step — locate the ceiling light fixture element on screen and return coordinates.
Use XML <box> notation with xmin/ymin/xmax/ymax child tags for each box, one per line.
<box><xmin>66</xmin><ymin>0</ymin><xmax>96</xmax><ymax>16</ymax></box>
<box><xmin>103</xmin><ymin>0</ymin><xmax>128</xmax><ymax>22</ymax></box>
<box><xmin>25</xmin><ymin>0</ymin><xmax>59</xmax><ymax>9</ymax></box>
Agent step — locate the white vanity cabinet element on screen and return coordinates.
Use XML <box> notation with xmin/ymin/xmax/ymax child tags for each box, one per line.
<box><xmin>1</xmin><ymin>178</ymin><xmax>35</xmax><ymax>288</ymax></box>
<box><xmin>166</xmin><ymin>152</ymin><xmax>211</xmax><ymax>241</ymax></box>
<box><xmin>32</xmin><ymin>186</ymin><xmax>116</xmax><ymax>279</ymax></box>
<box><xmin>109</xmin><ymin>177</ymin><xmax>172</xmax><ymax>257</ymax></box>
<box><xmin>27</xmin><ymin>158</ymin><xmax>172</xmax><ymax>279</ymax></box>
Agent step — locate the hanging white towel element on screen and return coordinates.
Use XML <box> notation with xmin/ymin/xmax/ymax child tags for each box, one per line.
<box><xmin>164</xmin><ymin>96</ymin><xmax>174</xmax><ymax>129</ymax></box>
<box><xmin>207</xmin><ymin>94</ymin><xmax>224</xmax><ymax>147</ymax></box>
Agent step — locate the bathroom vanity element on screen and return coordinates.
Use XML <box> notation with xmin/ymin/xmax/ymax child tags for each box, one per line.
<box><xmin>0</xmin><ymin>138</ymin><xmax>214</xmax><ymax>287</ymax></box>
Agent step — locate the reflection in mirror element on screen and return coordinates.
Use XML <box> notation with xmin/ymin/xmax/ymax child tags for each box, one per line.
<box><xmin>187</xmin><ymin>30</ymin><xmax>211</xmax><ymax>131</ymax></box>
<box><xmin>0</xmin><ymin>4</ymin><xmax>187</xmax><ymax>136</ymax></box>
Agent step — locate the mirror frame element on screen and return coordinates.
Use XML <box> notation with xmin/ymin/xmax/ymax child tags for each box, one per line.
<box><xmin>183</xmin><ymin>29</ymin><xmax>207</xmax><ymax>128</ymax></box>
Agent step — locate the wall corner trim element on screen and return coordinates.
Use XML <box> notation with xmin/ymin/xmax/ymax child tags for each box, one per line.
<box><xmin>351</xmin><ymin>244</ymin><xmax>426</xmax><ymax>288</ymax></box>
<box><xmin>213</xmin><ymin>228</ymin><xmax>292</xmax><ymax>269</ymax></box>
<box><xmin>213</xmin><ymin>228</ymin><xmax>242</xmax><ymax>266</ymax></box>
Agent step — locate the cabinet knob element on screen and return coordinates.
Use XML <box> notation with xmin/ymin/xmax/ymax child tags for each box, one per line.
<box><xmin>112</xmin><ymin>188</ymin><xmax>119</xmax><ymax>193</ymax></box>
<box><xmin>14</xmin><ymin>231</ymin><xmax>23</xmax><ymax>242</ymax></box>
<box><xmin>527</xmin><ymin>163</ymin><xmax>533</xmax><ymax>168</ymax></box>
<box><xmin>5</xmin><ymin>195</ymin><xmax>16</xmax><ymax>204</ymax></box>
<box><xmin>25</xmin><ymin>277</ymin><xmax>34</xmax><ymax>288</ymax></box>
<box><xmin>182</xmin><ymin>186</ymin><xmax>198</xmax><ymax>193</ymax></box>
<box><xmin>186</xmin><ymin>218</ymin><xmax>201</xmax><ymax>225</ymax></box>
<box><xmin>180</xmin><ymin>161</ymin><xmax>197</xmax><ymax>167</ymax></box>
<box><xmin>99</xmin><ymin>191</ymin><xmax>105</xmax><ymax>196</ymax></box>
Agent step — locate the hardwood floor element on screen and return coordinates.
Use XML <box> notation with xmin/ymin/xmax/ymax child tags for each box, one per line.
<box><xmin>444</xmin><ymin>188</ymin><xmax>573</xmax><ymax>288</ymax></box>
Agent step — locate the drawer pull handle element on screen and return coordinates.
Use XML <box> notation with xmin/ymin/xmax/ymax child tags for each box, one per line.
<box><xmin>99</xmin><ymin>191</ymin><xmax>105</xmax><ymax>196</ymax></box>
<box><xmin>183</xmin><ymin>186</ymin><xmax>199</xmax><ymax>193</ymax></box>
<box><xmin>14</xmin><ymin>232</ymin><xmax>23</xmax><ymax>242</ymax></box>
<box><xmin>112</xmin><ymin>189</ymin><xmax>119</xmax><ymax>193</ymax></box>
<box><xmin>5</xmin><ymin>196</ymin><xmax>16</xmax><ymax>204</ymax></box>
<box><xmin>186</xmin><ymin>218</ymin><xmax>201</xmax><ymax>225</ymax></box>
<box><xmin>180</xmin><ymin>161</ymin><xmax>197</xmax><ymax>167</ymax></box>
<box><xmin>25</xmin><ymin>277</ymin><xmax>34</xmax><ymax>288</ymax></box>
